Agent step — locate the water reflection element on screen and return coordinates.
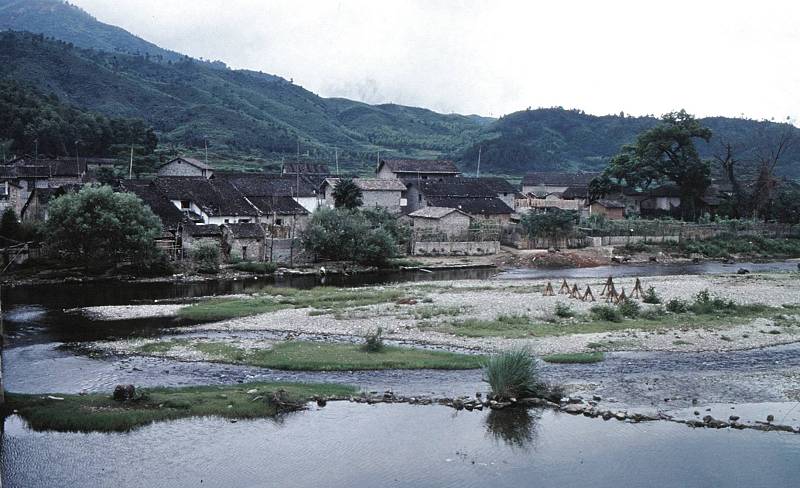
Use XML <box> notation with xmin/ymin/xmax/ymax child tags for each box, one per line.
<box><xmin>484</xmin><ymin>407</ymin><xmax>540</xmax><ymax>450</ymax></box>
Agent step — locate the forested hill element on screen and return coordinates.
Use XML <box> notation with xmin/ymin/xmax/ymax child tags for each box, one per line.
<box><xmin>0</xmin><ymin>31</ymin><xmax>485</xmax><ymax>163</ymax></box>
<box><xmin>457</xmin><ymin>108</ymin><xmax>800</xmax><ymax>177</ymax></box>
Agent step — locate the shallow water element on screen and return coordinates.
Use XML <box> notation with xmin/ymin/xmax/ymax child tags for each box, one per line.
<box><xmin>4</xmin><ymin>402</ymin><xmax>800</xmax><ymax>488</ymax></box>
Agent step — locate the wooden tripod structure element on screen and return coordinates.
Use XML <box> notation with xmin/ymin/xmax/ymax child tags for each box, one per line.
<box><xmin>543</xmin><ymin>282</ymin><xmax>555</xmax><ymax>296</ymax></box>
<box><xmin>631</xmin><ymin>278</ymin><xmax>643</xmax><ymax>299</ymax></box>
<box><xmin>582</xmin><ymin>285</ymin><xmax>595</xmax><ymax>302</ymax></box>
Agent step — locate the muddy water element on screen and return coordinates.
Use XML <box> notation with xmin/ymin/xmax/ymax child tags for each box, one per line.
<box><xmin>4</xmin><ymin>402</ymin><xmax>800</xmax><ymax>488</ymax></box>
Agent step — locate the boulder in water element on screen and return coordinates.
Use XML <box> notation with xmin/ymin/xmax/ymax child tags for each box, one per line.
<box><xmin>113</xmin><ymin>384</ymin><xmax>136</xmax><ymax>402</ymax></box>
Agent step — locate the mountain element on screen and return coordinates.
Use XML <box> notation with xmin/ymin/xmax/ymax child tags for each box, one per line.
<box><xmin>0</xmin><ymin>0</ymin><xmax>191</xmax><ymax>63</ymax></box>
<box><xmin>458</xmin><ymin>108</ymin><xmax>800</xmax><ymax>177</ymax></box>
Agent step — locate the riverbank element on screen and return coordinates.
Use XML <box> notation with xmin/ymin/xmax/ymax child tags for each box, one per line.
<box><xmin>79</xmin><ymin>271</ymin><xmax>800</xmax><ymax>357</ymax></box>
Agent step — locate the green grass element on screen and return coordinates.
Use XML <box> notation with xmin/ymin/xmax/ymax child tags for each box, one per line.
<box><xmin>408</xmin><ymin>305</ymin><xmax>467</xmax><ymax>320</ymax></box>
<box><xmin>482</xmin><ymin>349</ymin><xmax>542</xmax><ymax>400</ymax></box>
<box><xmin>231</xmin><ymin>261</ymin><xmax>278</xmax><ymax>274</ymax></box>
<box><xmin>177</xmin><ymin>286</ymin><xmax>411</xmax><ymax>321</ymax></box>
<box><xmin>542</xmin><ymin>352</ymin><xmax>605</xmax><ymax>364</ymax></box>
<box><xmin>4</xmin><ymin>382</ymin><xmax>356</xmax><ymax>433</ymax></box>
<box><xmin>136</xmin><ymin>340</ymin><xmax>483</xmax><ymax>371</ymax></box>
<box><xmin>667</xmin><ymin>235</ymin><xmax>800</xmax><ymax>259</ymax></box>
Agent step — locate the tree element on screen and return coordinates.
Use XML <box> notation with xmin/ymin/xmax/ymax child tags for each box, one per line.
<box><xmin>46</xmin><ymin>185</ymin><xmax>162</xmax><ymax>268</ymax></box>
<box><xmin>332</xmin><ymin>179</ymin><xmax>363</xmax><ymax>209</ymax></box>
<box><xmin>0</xmin><ymin>208</ymin><xmax>21</xmax><ymax>241</ymax></box>
<box><xmin>597</xmin><ymin>110</ymin><xmax>712</xmax><ymax>220</ymax></box>
<box><xmin>519</xmin><ymin>209</ymin><xmax>578</xmax><ymax>245</ymax></box>
<box><xmin>301</xmin><ymin>208</ymin><xmax>398</xmax><ymax>265</ymax></box>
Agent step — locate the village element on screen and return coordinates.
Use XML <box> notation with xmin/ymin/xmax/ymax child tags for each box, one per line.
<box><xmin>0</xmin><ymin>152</ymin><xmax>770</xmax><ymax>273</ymax></box>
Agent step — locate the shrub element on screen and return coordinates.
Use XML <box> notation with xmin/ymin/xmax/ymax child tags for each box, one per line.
<box><xmin>640</xmin><ymin>305</ymin><xmax>665</xmax><ymax>320</ymax></box>
<box><xmin>642</xmin><ymin>286</ymin><xmax>661</xmax><ymax>304</ymax></box>
<box><xmin>590</xmin><ymin>305</ymin><xmax>622</xmax><ymax>322</ymax></box>
<box><xmin>618</xmin><ymin>299</ymin><xmax>640</xmax><ymax>318</ymax></box>
<box><xmin>482</xmin><ymin>349</ymin><xmax>540</xmax><ymax>400</ymax></box>
<box><xmin>301</xmin><ymin>208</ymin><xmax>401</xmax><ymax>266</ymax></box>
<box><xmin>690</xmin><ymin>289</ymin><xmax>735</xmax><ymax>314</ymax></box>
<box><xmin>666</xmin><ymin>298</ymin><xmax>689</xmax><ymax>313</ymax></box>
<box><xmin>190</xmin><ymin>241</ymin><xmax>220</xmax><ymax>274</ymax></box>
<box><xmin>362</xmin><ymin>327</ymin><xmax>385</xmax><ymax>352</ymax></box>
<box><xmin>554</xmin><ymin>302</ymin><xmax>574</xmax><ymax>318</ymax></box>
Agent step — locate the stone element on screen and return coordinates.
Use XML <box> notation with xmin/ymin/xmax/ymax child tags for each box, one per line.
<box><xmin>316</xmin><ymin>398</ymin><xmax>327</xmax><ymax>407</ymax></box>
<box><xmin>113</xmin><ymin>384</ymin><xmax>136</xmax><ymax>402</ymax></box>
<box><xmin>246</xmin><ymin>389</ymin><xmax>258</xmax><ymax>394</ymax></box>
<box><xmin>592</xmin><ymin>395</ymin><xmax>602</xmax><ymax>402</ymax></box>
<box><xmin>562</xmin><ymin>404</ymin><xmax>585</xmax><ymax>414</ymax></box>
<box><xmin>737</xmin><ymin>268</ymin><xmax>750</xmax><ymax>275</ymax></box>
<box><xmin>729</xmin><ymin>415</ymin><xmax>740</xmax><ymax>421</ymax></box>
<box><xmin>767</xmin><ymin>414</ymin><xmax>775</xmax><ymax>423</ymax></box>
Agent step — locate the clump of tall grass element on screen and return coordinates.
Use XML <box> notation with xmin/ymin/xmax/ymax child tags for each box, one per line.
<box><xmin>482</xmin><ymin>349</ymin><xmax>540</xmax><ymax>400</ymax></box>
<box><xmin>590</xmin><ymin>305</ymin><xmax>623</xmax><ymax>322</ymax></box>
<box><xmin>618</xmin><ymin>299</ymin><xmax>640</xmax><ymax>318</ymax></box>
<box><xmin>554</xmin><ymin>302</ymin><xmax>574</xmax><ymax>318</ymax></box>
<box><xmin>362</xmin><ymin>327</ymin><xmax>385</xmax><ymax>352</ymax></box>
<box><xmin>666</xmin><ymin>298</ymin><xmax>689</xmax><ymax>313</ymax></box>
<box><xmin>642</xmin><ymin>286</ymin><xmax>662</xmax><ymax>304</ymax></box>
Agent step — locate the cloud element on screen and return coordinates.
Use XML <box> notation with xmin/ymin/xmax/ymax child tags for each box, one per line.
<box><xmin>72</xmin><ymin>0</ymin><xmax>800</xmax><ymax>121</ymax></box>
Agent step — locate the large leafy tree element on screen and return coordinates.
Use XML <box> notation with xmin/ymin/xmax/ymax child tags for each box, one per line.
<box><xmin>46</xmin><ymin>185</ymin><xmax>162</xmax><ymax>267</ymax></box>
<box><xmin>332</xmin><ymin>179</ymin><xmax>363</xmax><ymax>209</ymax></box>
<box><xmin>595</xmin><ymin>110</ymin><xmax>712</xmax><ymax>220</ymax></box>
<box><xmin>301</xmin><ymin>208</ymin><xmax>399</xmax><ymax>265</ymax></box>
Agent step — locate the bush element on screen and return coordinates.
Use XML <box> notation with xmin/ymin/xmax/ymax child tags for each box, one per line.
<box><xmin>666</xmin><ymin>298</ymin><xmax>689</xmax><ymax>313</ymax></box>
<box><xmin>640</xmin><ymin>305</ymin><xmax>665</xmax><ymax>320</ymax></box>
<box><xmin>362</xmin><ymin>327</ymin><xmax>384</xmax><ymax>352</ymax></box>
<box><xmin>190</xmin><ymin>241</ymin><xmax>220</xmax><ymax>274</ymax></box>
<box><xmin>519</xmin><ymin>209</ymin><xmax>578</xmax><ymax>242</ymax></box>
<box><xmin>554</xmin><ymin>302</ymin><xmax>574</xmax><ymax>318</ymax></box>
<box><xmin>618</xmin><ymin>299</ymin><xmax>640</xmax><ymax>318</ymax></box>
<box><xmin>690</xmin><ymin>289</ymin><xmax>735</xmax><ymax>314</ymax></box>
<box><xmin>301</xmin><ymin>208</ymin><xmax>401</xmax><ymax>266</ymax></box>
<box><xmin>232</xmin><ymin>261</ymin><xmax>277</xmax><ymax>274</ymax></box>
<box><xmin>482</xmin><ymin>349</ymin><xmax>540</xmax><ymax>400</ymax></box>
<box><xmin>590</xmin><ymin>305</ymin><xmax>623</xmax><ymax>322</ymax></box>
<box><xmin>642</xmin><ymin>286</ymin><xmax>661</xmax><ymax>304</ymax></box>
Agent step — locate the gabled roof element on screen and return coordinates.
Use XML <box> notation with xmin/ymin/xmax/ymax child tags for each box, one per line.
<box><xmin>407</xmin><ymin>206</ymin><xmax>472</xmax><ymax>220</ymax></box>
<box><xmin>224</xmin><ymin>223</ymin><xmax>266</xmax><ymax>239</ymax></box>
<box><xmin>522</xmin><ymin>172</ymin><xmax>600</xmax><ymax>187</ymax></box>
<box><xmin>218</xmin><ymin>174</ymin><xmax>318</xmax><ymax>198</ymax></box>
<box><xmin>595</xmin><ymin>199</ymin><xmax>625</xmax><ymax>209</ymax></box>
<box><xmin>561</xmin><ymin>186</ymin><xmax>588</xmax><ymax>199</ymax></box>
<box><xmin>282</xmin><ymin>162</ymin><xmax>330</xmax><ymax>175</ymax></box>
<box><xmin>425</xmin><ymin>196</ymin><xmax>514</xmax><ymax>215</ymax></box>
<box><xmin>184</xmin><ymin>224</ymin><xmax>223</xmax><ymax>237</ymax></box>
<box><xmin>121</xmin><ymin>181</ymin><xmax>187</xmax><ymax>230</ymax></box>
<box><xmin>158</xmin><ymin>157</ymin><xmax>212</xmax><ymax>171</ymax></box>
<box><xmin>416</xmin><ymin>179</ymin><xmax>496</xmax><ymax>198</ymax></box>
<box><xmin>378</xmin><ymin>159</ymin><xmax>460</xmax><ymax>175</ymax></box>
<box><xmin>321</xmin><ymin>177</ymin><xmax>406</xmax><ymax>192</ymax></box>
<box><xmin>153</xmin><ymin>177</ymin><xmax>258</xmax><ymax>217</ymax></box>
<box><xmin>247</xmin><ymin>196</ymin><xmax>309</xmax><ymax>215</ymax></box>
<box><xmin>469</xmin><ymin>177</ymin><xmax>518</xmax><ymax>194</ymax></box>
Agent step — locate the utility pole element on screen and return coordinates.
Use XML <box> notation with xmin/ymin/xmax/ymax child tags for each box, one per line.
<box><xmin>296</xmin><ymin>140</ymin><xmax>300</xmax><ymax>162</ymax></box>
<box><xmin>129</xmin><ymin>144</ymin><xmax>134</xmax><ymax>179</ymax></box>
<box><xmin>34</xmin><ymin>138</ymin><xmax>38</xmax><ymax>162</ymax></box>
<box><xmin>204</xmin><ymin>136</ymin><xmax>209</xmax><ymax>166</ymax></box>
<box><xmin>335</xmin><ymin>147</ymin><xmax>339</xmax><ymax>176</ymax></box>
<box><xmin>476</xmin><ymin>146</ymin><xmax>482</xmax><ymax>178</ymax></box>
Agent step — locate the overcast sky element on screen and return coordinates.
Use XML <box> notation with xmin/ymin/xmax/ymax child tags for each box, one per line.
<box><xmin>71</xmin><ymin>0</ymin><xmax>799</xmax><ymax>121</ymax></box>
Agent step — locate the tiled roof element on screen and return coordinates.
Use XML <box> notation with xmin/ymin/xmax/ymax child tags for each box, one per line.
<box><xmin>469</xmin><ymin>177</ymin><xmax>518</xmax><ymax>194</ymax></box>
<box><xmin>219</xmin><ymin>174</ymin><xmax>318</xmax><ymax>197</ymax></box>
<box><xmin>184</xmin><ymin>224</ymin><xmax>223</xmax><ymax>237</ymax></box>
<box><xmin>417</xmin><ymin>179</ymin><xmax>496</xmax><ymax>198</ymax></box>
<box><xmin>595</xmin><ymin>199</ymin><xmax>625</xmax><ymax>209</ymax></box>
<box><xmin>522</xmin><ymin>172</ymin><xmax>601</xmax><ymax>187</ymax></box>
<box><xmin>407</xmin><ymin>206</ymin><xmax>471</xmax><ymax>219</ymax></box>
<box><xmin>158</xmin><ymin>157</ymin><xmax>213</xmax><ymax>171</ymax></box>
<box><xmin>561</xmin><ymin>186</ymin><xmax>588</xmax><ymax>199</ymax></box>
<box><xmin>122</xmin><ymin>182</ymin><xmax>187</xmax><ymax>230</ymax></box>
<box><xmin>224</xmin><ymin>223</ymin><xmax>266</xmax><ymax>239</ymax></box>
<box><xmin>425</xmin><ymin>196</ymin><xmax>514</xmax><ymax>215</ymax></box>
<box><xmin>379</xmin><ymin>159</ymin><xmax>460</xmax><ymax>174</ymax></box>
<box><xmin>247</xmin><ymin>196</ymin><xmax>309</xmax><ymax>215</ymax></box>
<box><xmin>154</xmin><ymin>177</ymin><xmax>259</xmax><ymax>217</ymax></box>
<box><xmin>282</xmin><ymin>162</ymin><xmax>330</xmax><ymax>175</ymax></box>
<box><xmin>322</xmin><ymin>177</ymin><xmax>406</xmax><ymax>192</ymax></box>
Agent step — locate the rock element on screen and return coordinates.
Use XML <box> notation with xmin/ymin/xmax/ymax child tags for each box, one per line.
<box><xmin>737</xmin><ymin>268</ymin><xmax>750</xmax><ymax>275</ymax></box>
<box><xmin>592</xmin><ymin>395</ymin><xmax>602</xmax><ymax>402</ymax></box>
<box><xmin>316</xmin><ymin>398</ymin><xmax>327</xmax><ymax>407</ymax></box>
<box><xmin>649</xmin><ymin>256</ymin><xmax>658</xmax><ymax>262</ymax></box>
<box><xmin>694</xmin><ymin>411</ymin><xmax>700</xmax><ymax>416</ymax></box>
<box><xmin>475</xmin><ymin>392</ymin><xmax>482</xmax><ymax>398</ymax></box>
<box><xmin>113</xmin><ymin>384</ymin><xmax>136</xmax><ymax>402</ymax></box>
<box><xmin>729</xmin><ymin>415</ymin><xmax>740</xmax><ymax>421</ymax></box>
<box><xmin>568</xmin><ymin>396</ymin><xmax>583</xmax><ymax>404</ymax></box>
<box><xmin>46</xmin><ymin>395</ymin><xmax>64</xmax><ymax>401</ymax></box>
<box><xmin>246</xmin><ymin>389</ymin><xmax>258</xmax><ymax>394</ymax></box>
<box><xmin>562</xmin><ymin>404</ymin><xmax>586</xmax><ymax>415</ymax></box>
<box><xmin>767</xmin><ymin>414</ymin><xmax>775</xmax><ymax>423</ymax></box>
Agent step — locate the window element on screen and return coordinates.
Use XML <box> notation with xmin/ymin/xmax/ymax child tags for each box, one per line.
<box><xmin>242</xmin><ymin>246</ymin><xmax>248</xmax><ymax>260</ymax></box>
<box><xmin>418</xmin><ymin>194</ymin><xmax>422</xmax><ymax>203</ymax></box>
<box><xmin>275</xmin><ymin>218</ymin><xmax>283</xmax><ymax>226</ymax></box>
<box><xmin>180</xmin><ymin>200</ymin><xmax>190</xmax><ymax>209</ymax></box>
<box><xmin>224</xmin><ymin>219</ymin><xmax>229</xmax><ymax>223</ymax></box>
<box><xmin>239</xmin><ymin>219</ymin><xmax>250</xmax><ymax>223</ymax></box>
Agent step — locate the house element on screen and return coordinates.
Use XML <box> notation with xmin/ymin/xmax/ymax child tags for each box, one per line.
<box><xmin>319</xmin><ymin>178</ymin><xmax>407</xmax><ymax>213</ymax></box>
<box><xmin>0</xmin><ymin>158</ymin><xmax>86</xmax><ymax>205</ymax></box>
<box><xmin>0</xmin><ymin>179</ymin><xmax>24</xmax><ymax>217</ymax></box>
<box><xmin>521</xmin><ymin>171</ymin><xmax>600</xmax><ymax>196</ymax></box>
<box><xmin>222</xmin><ymin>223</ymin><xmax>267</xmax><ymax>261</ymax></box>
<box><xmin>118</xmin><ymin>180</ymin><xmax>189</xmax><ymax>257</ymax></box>
<box><xmin>376</xmin><ymin>159</ymin><xmax>461</xmax><ymax>180</ymax></box>
<box><xmin>403</xmin><ymin>179</ymin><xmax>515</xmax><ymax>223</ymax></box>
<box><xmin>245</xmin><ymin>195</ymin><xmax>309</xmax><ymax>231</ymax></box>
<box><xmin>589</xmin><ymin>199</ymin><xmax>625</xmax><ymax>219</ymax></box>
<box><xmin>153</xmin><ymin>177</ymin><xmax>260</xmax><ymax>224</ymax></box>
<box><xmin>156</xmin><ymin>157</ymin><xmax>214</xmax><ymax>178</ymax></box>
<box><xmin>181</xmin><ymin>224</ymin><xmax>223</xmax><ymax>256</ymax></box>
<box><xmin>469</xmin><ymin>177</ymin><xmax>519</xmax><ymax>210</ymax></box>
<box><xmin>406</xmin><ymin>206</ymin><xmax>472</xmax><ymax>234</ymax></box>
<box><xmin>282</xmin><ymin>162</ymin><xmax>330</xmax><ymax>176</ymax></box>
<box><xmin>20</xmin><ymin>185</ymin><xmax>81</xmax><ymax>223</ymax></box>
<box><xmin>219</xmin><ymin>173</ymin><xmax>321</xmax><ymax>213</ymax></box>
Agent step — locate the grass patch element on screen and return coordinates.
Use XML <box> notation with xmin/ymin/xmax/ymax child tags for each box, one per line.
<box><xmin>177</xmin><ymin>286</ymin><xmax>411</xmax><ymax>321</ymax></box>
<box><xmin>554</xmin><ymin>302</ymin><xmax>575</xmax><ymax>318</ymax></box>
<box><xmin>542</xmin><ymin>352</ymin><xmax>605</xmax><ymax>364</ymax></box>
<box><xmin>137</xmin><ymin>340</ymin><xmax>483</xmax><ymax>371</ymax></box>
<box><xmin>409</xmin><ymin>305</ymin><xmax>466</xmax><ymax>320</ymax></box>
<box><xmin>669</xmin><ymin>235</ymin><xmax>800</xmax><ymax>259</ymax></box>
<box><xmin>482</xmin><ymin>349</ymin><xmax>541</xmax><ymax>400</ymax></box>
<box><xmin>4</xmin><ymin>382</ymin><xmax>356</xmax><ymax>433</ymax></box>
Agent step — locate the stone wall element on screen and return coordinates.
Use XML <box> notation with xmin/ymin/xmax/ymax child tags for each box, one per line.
<box><xmin>412</xmin><ymin>240</ymin><xmax>500</xmax><ymax>256</ymax></box>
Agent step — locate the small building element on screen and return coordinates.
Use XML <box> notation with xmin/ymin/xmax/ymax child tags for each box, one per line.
<box><xmin>404</xmin><ymin>179</ymin><xmax>515</xmax><ymax>223</ymax></box>
<box><xmin>153</xmin><ymin>177</ymin><xmax>260</xmax><ymax>224</ymax></box>
<box><xmin>156</xmin><ymin>157</ymin><xmax>214</xmax><ymax>178</ymax></box>
<box><xmin>376</xmin><ymin>159</ymin><xmax>461</xmax><ymax>180</ymax></box>
<box><xmin>181</xmin><ymin>224</ymin><xmax>223</xmax><ymax>256</ymax></box>
<box><xmin>319</xmin><ymin>178</ymin><xmax>407</xmax><ymax>213</ymax></box>
<box><xmin>589</xmin><ymin>199</ymin><xmax>625</xmax><ymax>219</ymax></box>
<box><xmin>246</xmin><ymin>195</ymin><xmax>310</xmax><ymax>232</ymax></box>
<box><xmin>0</xmin><ymin>180</ymin><xmax>24</xmax><ymax>217</ymax></box>
<box><xmin>407</xmin><ymin>206</ymin><xmax>472</xmax><ymax>234</ymax></box>
<box><xmin>470</xmin><ymin>177</ymin><xmax>519</xmax><ymax>210</ymax></box>
<box><xmin>521</xmin><ymin>171</ymin><xmax>600</xmax><ymax>196</ymax></box>
<box><xmin>219</xmin><ymin>173</ymin><xmax>321</xmax><ymax>213</ymax></box>
<box><xmin>222</xmin><ymin>223</ymin><xmax>267</xmax><ymax>261</ymax></box>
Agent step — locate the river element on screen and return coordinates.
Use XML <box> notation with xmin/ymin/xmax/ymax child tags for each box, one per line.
<box><xmin>2</xmin><ymin>262</ymin><xmax>799</xmax><ymax>487</ymax></box>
